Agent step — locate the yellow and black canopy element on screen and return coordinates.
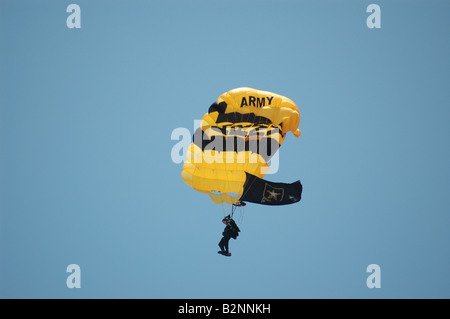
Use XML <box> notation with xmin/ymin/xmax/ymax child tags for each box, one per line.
<box><xmin>181</xmin><ymin>87</ymin><xmax>302</xmax><ymax>205</ymax></box>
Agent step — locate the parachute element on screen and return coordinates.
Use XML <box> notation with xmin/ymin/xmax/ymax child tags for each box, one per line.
<box><xmin>181</xmin><ymin>87</ymin><xmax>302</xmax><ymax>206</ymax></box>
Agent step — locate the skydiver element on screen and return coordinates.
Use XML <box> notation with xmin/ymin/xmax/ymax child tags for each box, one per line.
<box><xmin>218</xmin><ymin>215</ymin><xmax>240</xmax><ymax>257</ymax></box>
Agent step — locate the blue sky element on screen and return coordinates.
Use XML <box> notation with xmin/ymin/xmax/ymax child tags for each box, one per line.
<box><xmin>1</xmin><ymin>0</ymin><xmax>449</xmax><ymax>298</ymax></box>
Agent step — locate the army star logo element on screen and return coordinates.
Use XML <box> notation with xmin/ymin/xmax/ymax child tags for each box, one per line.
<box><xmin>267</xmin><ymin>189</ymin><xmax>280</xmax><ymax>200</ymax></box>
<box><xmin>261</xmin><ymin>184</ymin><xmax>284</xmax><ymax>203</ymax></box>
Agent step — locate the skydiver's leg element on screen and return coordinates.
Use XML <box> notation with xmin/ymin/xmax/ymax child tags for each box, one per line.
<box><xmin>218</xmin><ymin>237</ymin><xmax>226</xmax><ymax>253</ymax></box>
<box><xmin>224</xmin><ymin>236</ymin><xmax>230</xmax><ymax>253</ymax></box>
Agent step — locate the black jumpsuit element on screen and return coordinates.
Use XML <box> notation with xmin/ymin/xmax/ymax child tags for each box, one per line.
<box><xmin>218</xmin><ymin>220</ymin><xmax>240</xmax><ymax>254</ymax></box>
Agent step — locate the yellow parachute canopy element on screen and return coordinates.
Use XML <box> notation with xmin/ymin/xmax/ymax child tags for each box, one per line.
<box><xmin>181</xmin><ymin>87</ymin><xmax>301</xmax><ymax>205</ymax></box>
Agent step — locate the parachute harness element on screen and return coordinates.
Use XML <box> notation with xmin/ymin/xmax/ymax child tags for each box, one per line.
<box><xmin>230</xmin><ymin>201</ymin><xmax>246</xmax><ymax>222</ymax></box>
